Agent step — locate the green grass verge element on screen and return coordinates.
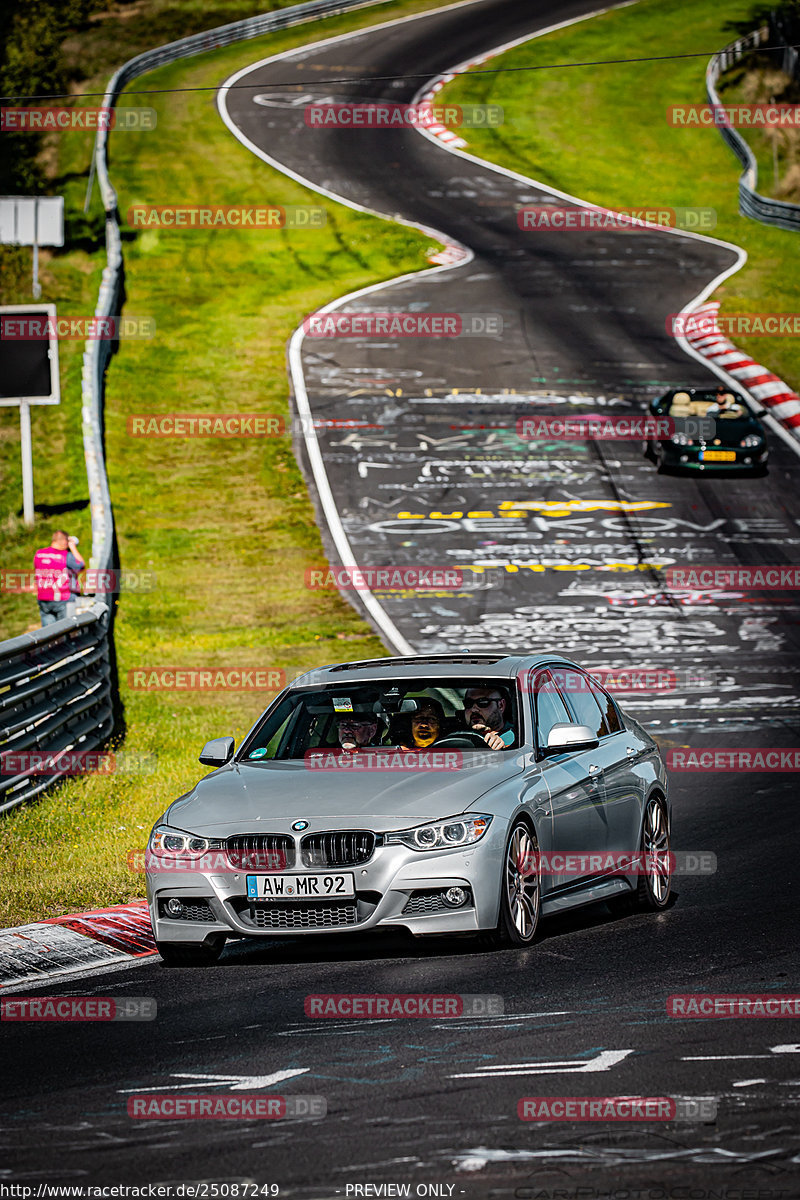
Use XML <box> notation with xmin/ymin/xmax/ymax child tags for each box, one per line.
<box><xmin>0</xmin><ymin>0</ymin><xmax>455</xmax><ymax>927</ymax></box>
<box><xmin>438</xmin><ymin>0</ymin><xmax>800</xmax><ymax>391</ymax></box>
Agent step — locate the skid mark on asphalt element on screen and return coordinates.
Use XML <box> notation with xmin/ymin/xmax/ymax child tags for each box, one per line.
<box><xmin>276</xmin><ymin>1011</ymin><xmax>576</xmax><ymax>1038</ymax></box>
<box><xmin>448</xmin><ymin>1145</ymin><xmax>791</xmax><ymax>1169</ymax></box>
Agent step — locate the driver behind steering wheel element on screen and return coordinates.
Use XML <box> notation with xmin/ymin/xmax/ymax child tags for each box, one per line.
<box><xmin>463</xmin><ymin>686</ymin><xmax>515</xmax><ymax>750</ymax></box>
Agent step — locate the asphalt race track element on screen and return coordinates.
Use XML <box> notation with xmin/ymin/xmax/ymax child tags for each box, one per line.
<box><xmin>3</xmin><ymin>1</ymin><xmax>800</xmax><ymax>1197</ymax></box>
<box><xmin>219</xmin><ymin>0</ymin><xmax>800</xmax><ymax>736</ymax></box>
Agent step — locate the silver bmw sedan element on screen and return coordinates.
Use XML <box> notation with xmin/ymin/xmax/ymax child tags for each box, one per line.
<box><xmin>146</xmin><ymin>653</ymin><xmax>671</xmax><ymax>965</ymax></box>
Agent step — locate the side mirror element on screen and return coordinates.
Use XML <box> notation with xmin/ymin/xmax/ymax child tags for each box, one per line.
<box><xmin>199</xmin><ymin>736</ymin><xmax>235</xmax><ymax>767</ymax></box>
<box><xmin>544</xmin><ymin>723</ymin><xmax>599</xmax><ymax>754</ymax></box>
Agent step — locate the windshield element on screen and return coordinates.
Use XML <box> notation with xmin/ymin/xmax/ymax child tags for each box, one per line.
<box><xmin>238</xmin><ymin>679</ymin><xmax>520</xmax><ymax>761</ymax></box>
<box><xmin>652</xmin><ymin>389</ymin><xmax>750</xmax><ymax>421</ymax></box>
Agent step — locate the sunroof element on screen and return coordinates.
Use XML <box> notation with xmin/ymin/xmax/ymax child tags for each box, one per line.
<box><xmin>328</xmin><ymin>654</ymin><xmax>510</xmax><ymax>671</ymax></box>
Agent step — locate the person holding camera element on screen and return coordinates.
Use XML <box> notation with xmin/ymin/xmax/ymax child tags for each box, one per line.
<box><xmin>33</xmin><ymin>530</ymin><xmax>85</xmax><ymax>625</ymax></box>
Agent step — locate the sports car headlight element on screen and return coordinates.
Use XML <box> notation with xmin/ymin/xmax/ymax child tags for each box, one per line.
<box><xmin>672</xmin><ymin>433</ymin><xmax>693</xmax><ymax>446</ymax></box>
<box><xmin>385</xmin><ymin>814</ymin><xmax>493</xmax><ymax>852</ymax></box>
<box><xmin>740</xmin><ymin>434</ymin><xmax>762</xmax><ymax>448</ymax></box>
<box><xmin>148</xmin><ymin>825</ymin><xmax>223</xmax><ymax>856</ymax></box>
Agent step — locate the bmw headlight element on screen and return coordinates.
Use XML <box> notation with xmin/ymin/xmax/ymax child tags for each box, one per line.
<box><xmin>148</xmin><ymin>825</ymin><xmax>223</xmax><ymax>857</ymax></box>
<box><xmin>385</xmin><ymin>814</ymin><xmax>492</xmax><ymax>852</ymax></box>
<box><xmin>672</xmin><ymin>433</ymin><xmax>693</xmax><ymax>446</ymax></box>
<box><xmin>740</xmin><ymin>434</ymin><xmax>762</xmax><ymax>448</ymax></box>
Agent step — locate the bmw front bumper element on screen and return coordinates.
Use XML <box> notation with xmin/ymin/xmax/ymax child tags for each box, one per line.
<box><xmin>147</xmin><ymin>822</ymin><xmax>507</xmax><ymax>944</ymax></box>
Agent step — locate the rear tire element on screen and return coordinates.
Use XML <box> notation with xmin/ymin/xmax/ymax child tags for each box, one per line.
<box><xmin>156</xmin><ymin>936</ymin><xmax>225</xmax><ymax>967</ymax></box>
<box><xmin>485</xmin><ymin>820</ymin><xmax>541</xmax><ymax>947</ymax></box>
<box><xmin>636</xmin><ymin>797</ymin><xmax>671</xmax><ymax>910</ymax></box>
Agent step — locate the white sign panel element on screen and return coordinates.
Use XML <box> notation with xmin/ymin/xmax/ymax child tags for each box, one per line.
<box><xmin>0</xmin><ymin>196</ymin><xmax>64</xmax><ymax>247</ymax></box>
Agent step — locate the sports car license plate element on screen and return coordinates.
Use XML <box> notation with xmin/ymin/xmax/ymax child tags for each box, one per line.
<box><xmin>246</xmin><ymin>872</ymin><xmax>355</xmax><ymax>899</ymax></box>
<box><xmin>701</xmin><ymin>450</ymin><xmax>736</xmax><ymax>462</ymax></box>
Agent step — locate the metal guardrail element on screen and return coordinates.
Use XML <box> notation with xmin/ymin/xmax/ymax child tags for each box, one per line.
<box><xmin>707</xmin><ymin>26</ymin><xmax>800</xmax><ymax>233</ymax></box>
<box><xmin>0</xmin><ymin>0</ymin><xmax>393</xmax><ymax>814</ymax></box>
<box><xmin>0</xmin><ymin>604</ymin><xmax>113</xmax><ymax>813</ymax></box>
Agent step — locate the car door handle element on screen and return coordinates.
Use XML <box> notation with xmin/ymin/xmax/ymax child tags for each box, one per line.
<box><xmin>588</xmin><ymin>764</ymin><xmax>600</xmax><ymax>773</ymax></box>
<box><xmin>626</xmin><ymin>747</ymin><xmax>637</xmax><ymax>757</ymax></box>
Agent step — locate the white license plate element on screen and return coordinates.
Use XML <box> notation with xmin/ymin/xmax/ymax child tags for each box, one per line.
<box><xmin>246</xmin><ymin>872</ymin><xmax>355</xmax><ymax>900</ymax></box>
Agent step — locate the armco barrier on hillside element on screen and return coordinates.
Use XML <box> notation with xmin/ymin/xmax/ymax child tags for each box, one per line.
<box><xmin>0</xmin><ymin>606</ymin><xmax>113</xmax><ymax>814</ymax></box>
<box><xmin>706</xmin><ymin>26</ymin><xmax>800</xmax><ymax>233</ymax></box>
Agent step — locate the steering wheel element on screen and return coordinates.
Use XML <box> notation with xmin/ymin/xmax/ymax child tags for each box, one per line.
<box><xmin>435</xmin><ymin>730</ymin><xmax>489</xmax><ymax>749</ymax></box>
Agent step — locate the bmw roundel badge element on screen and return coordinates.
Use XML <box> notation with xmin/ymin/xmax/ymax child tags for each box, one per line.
<box><xmin>292</xmin><ymin>820</ymin><xmax>309</xmax><ymax>831</ymax></box>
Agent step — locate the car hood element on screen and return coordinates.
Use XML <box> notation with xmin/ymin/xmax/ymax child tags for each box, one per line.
<box><xmin>671</xmin><ymin>414</ymin><xmax>763</xmax><ymax>441</ymax></box>
<box><xmin>163</xmin><ymin>756</ymin><xmax>524</xmax><ymax>836</ymax></box>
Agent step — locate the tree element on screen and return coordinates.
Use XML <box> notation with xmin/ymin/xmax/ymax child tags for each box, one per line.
<box><xmin>0</xmin><ymin>0</ymin><xmax>105</xmax><ymax>192</ymax></box>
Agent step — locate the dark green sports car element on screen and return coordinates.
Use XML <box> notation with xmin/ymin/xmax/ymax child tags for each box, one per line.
<box><xmin>646</xmin><ymin>387</ymin><xmax>768</xmax><ymax>474</ymax></box>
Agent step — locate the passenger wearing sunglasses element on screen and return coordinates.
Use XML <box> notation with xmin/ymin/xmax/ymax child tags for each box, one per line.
<box><xmin>463</xmin><ymin>687</ymin><xmax>515</xmax><ymax>750</ymax></box>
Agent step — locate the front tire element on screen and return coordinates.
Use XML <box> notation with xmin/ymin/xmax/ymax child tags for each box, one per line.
<box><xmin>636</xmin><ymin>797</ymin><xmax>671</xmax><ymax>910</ymax></box>
<box><xmin>486</xmin><ymin>820</ymin><xmax>541</xmax><ymax>947</ymax></box>
<box><xmin>156</xmin><ymin>936</ymin><xmax>225</xmax><ymax>967</ymax></box>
